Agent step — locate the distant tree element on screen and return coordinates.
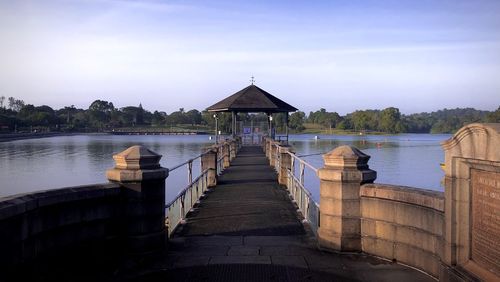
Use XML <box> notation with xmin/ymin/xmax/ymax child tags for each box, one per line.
<box><xmin>185</xmin><ymin>109</ymin><xmax>202</xmax><ymax>125</ymax></box>
<box><xmin>88</xmin><ymin>100</ymin><xmax>115</xmax><ymax>130</ymax></box>
<box><xmin>0</xmin><ymin>96</ymin><xmax>5</xmax><ymax>109</ymax></box>
<box><xmin>289</xmin><ymin>111</ymin><xmax>305</xmax><ymax>131</ymax></box>
<box><xmin>485</xmin><ymin>106</ymin><xmax>500</xmax><ymax>123</ymax></box>
<box><xmin>379</xmin><ymin>107</ymin><xmax>402</xmax><ymax>133</ymax></box>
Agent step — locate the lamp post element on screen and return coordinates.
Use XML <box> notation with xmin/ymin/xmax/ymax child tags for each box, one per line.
<box><xmin>269</xmin><ymin>115</ymin><xmax>273</xmax><ymax>139</ymax></box>
<box><xmin>213</xmin><ymin>114</ymin><xmax>218</xmax><ymax>144</ymax></box>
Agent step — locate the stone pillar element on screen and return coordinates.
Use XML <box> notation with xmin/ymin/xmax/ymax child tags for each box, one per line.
<box><xmin>202</xmin><ymin>146</ymin><xmax>217</xmax><ymax>187</ymax></box>
<box><xmin>278</xmin><ymin>146</ymin><xmax>293</xmax><ymax>185</ymax></box>
<box><xmin>317</xmin><ymin>145</ymin><xmax>376</xmax><ymax>252</ymax></box>
<box><xmin>106</xmin><ymin>145</ymin><xmax>169</xmax><ymax>256</ymax></box>
<box><xmin>230</xmin><ymin>140</ymin><xmax>237</xmax><ymax>161</ymax></box>
<box><xmin>223</xmin><ymin>141</ymin><xmax>231</xmax><ymax>168</ymax></box>
<box><xmin>269</xmin><ymin>141</ymin><xmax>278</xmax><ymax>167</ymax></box>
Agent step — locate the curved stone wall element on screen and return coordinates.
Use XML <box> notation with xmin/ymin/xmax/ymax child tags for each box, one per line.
<box><xmin>360</xmin><ymin>183</ymin><xmax>445</xmax><ymax>278</ymax></box>
<box><xmin>0</xmin><ymin>183</ymin><xmax>122</xmax><ymax>268</ymax></box>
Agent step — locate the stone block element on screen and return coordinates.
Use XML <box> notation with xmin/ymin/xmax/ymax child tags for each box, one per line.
<box><xmin>394</xmin><ymin>242</ymin><xmax>441</xmax><ymax>279</ymax></box>
<box><xmin>361</xmin><ymin>219</ymin><xmax>396</xmax><ymax>242</ymax></box>
<box><xmin>361</xmin><ymin>236</ymin><xmax>394</xmax><ymax>259</ymax></box>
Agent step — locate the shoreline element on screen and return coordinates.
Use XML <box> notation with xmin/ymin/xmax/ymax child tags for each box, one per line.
<box><xmin>0</xmin><ymin>131</ymin><xmax>449</xmax><ymax>143</ymax></box>
<box><xmin>0</xmin><ymin>132</ymin><xmax>104</xmax><ymax>143</ymax></box>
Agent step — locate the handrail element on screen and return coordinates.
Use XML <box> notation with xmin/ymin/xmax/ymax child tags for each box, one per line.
<box><xmin>288</xmin><ymin>151</ymin><xmax>318</xmax><ymax>173</ymax></box>
<box><xmin>264</xmin><ymin>137</ymin><xmax>320</xmax><ymax>233</ymax></box>
<box><xmin>164</xmin><ymin>138</ymin><xmax>241</xmax><ymax>237</ymax></box>
<box><xmin>168</xmin><ymin>150</ymin><xmax>210</xmax><ymax>172</ymax></box>
<box><xmin>165</xmin><ymin>169</ymin><xmax>209</xmax><ymax>208</ymax></box>
<box><xmin>165</xmin><ymin>169</ymin><xmax>209</xmax><ymax>237</ymax></box>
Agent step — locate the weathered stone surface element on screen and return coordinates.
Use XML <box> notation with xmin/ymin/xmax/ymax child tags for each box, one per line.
<box><xmin>112</xmin><ymin>145</ymin><xmax>162</xmax><ymax>170</ymax></box>
<box><xmin>322</xmin><ymin>145</ymin><xmax>371</xmax><ymax>169</ymax></box>
<box><xmin>441</xmin><ymin>123</ymin><xmax>500</xmax><ymax>281</ymax></box>
<box><xmin>318</xmin><ymin>146</ymin><xmax>375</xmax><ymax>252</ymax></box>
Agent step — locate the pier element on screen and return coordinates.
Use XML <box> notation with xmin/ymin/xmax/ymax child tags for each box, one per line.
<box><xmin>161</xmin><ymin>145</ymin><xmax>433</xmax><ymax>281</ymax></box>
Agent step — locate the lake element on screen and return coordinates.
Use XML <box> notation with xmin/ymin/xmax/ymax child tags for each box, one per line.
<box><xmin>0</xmin><ymin>133</ymin><xmax>451</xmax><ymax>203</ymax></box>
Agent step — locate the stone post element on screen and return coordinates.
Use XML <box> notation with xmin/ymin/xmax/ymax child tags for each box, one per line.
<box><xmin>223</xmin><ymin>141</ymin><xmax>231</xmax><ymax>168</ymax></box>
<box><xmin>202</xmin><ymin>146</ymin><xmax>218</xmax><ymax>187</ymax></box>
<box><xmin>230</xmin><ymin>140</ymin><xmax>237</xmax><ymax>161</ymax></box>
<box><xmin>269</xmin><ymin>141</ymin><xmax>278</xmax><ymax>167</ymax></box>
<box><xmin>106</xmin><ymin>145</ymin><xmax>169</xmax><ymax>256</ymax></box>
<box><xmin>317</xmin><ymin>145</ymin><xmax>376</xmax><ymax>252</ymax></box>
<box><xmin>278</xmin><ymin>146</ymin><xmax>293</xmax><ymax>185</ymax></box>
<box><xmin>264</xmin><ymin>138</ymin><xmax>270</xmax><ymax>157</ymax></box>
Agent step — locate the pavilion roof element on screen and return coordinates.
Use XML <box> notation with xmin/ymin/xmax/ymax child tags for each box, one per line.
<box><xmin>206</xmin><ymin>85</ymin><xmax>298</xmax><ymax>113</ymax></box>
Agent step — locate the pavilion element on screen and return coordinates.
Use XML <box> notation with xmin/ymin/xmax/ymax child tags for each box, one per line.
<box><xmin>206</xmin><ymin>84</ymin><xmax>298</xmax><ymax>140</ymax></box>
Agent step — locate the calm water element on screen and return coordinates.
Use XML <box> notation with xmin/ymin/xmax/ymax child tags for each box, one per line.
<box><xmin>0</xmin><ymin>135</ymin><xmax>212</xmax><ymax>203</ymax></box>
<box><xmin>0</xmin><ymin>133</ymin><xmax>450</xmax><ymax>203</ymax></box>
<box><xmin>289</xmin><ymin>134</ymin><xmax>451</xmax><ymax>202</ymax></box>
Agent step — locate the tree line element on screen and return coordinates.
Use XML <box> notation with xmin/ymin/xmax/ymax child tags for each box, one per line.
<box><xmin>294</xmin><ymin>106</ymin><xmax>500</xmax><ymax>134</ymax></box>
<box><xmin>0</xmin><ymin>96</ymin><xmax>498</xmax><ymax>134</ymax></box>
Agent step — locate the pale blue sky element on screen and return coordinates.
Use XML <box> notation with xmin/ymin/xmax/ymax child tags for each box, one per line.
<box><xmin>1</xmin><ymin>0</ymin><xmax>499</xmax><ymax>114</ymax></box>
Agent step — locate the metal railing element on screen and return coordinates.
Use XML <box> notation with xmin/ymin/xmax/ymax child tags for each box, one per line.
<box><xmin>287</xmin><ymin>152</ymin><xmax>320</xmax><ymax>235</ymax></box>
<box><xmin>165</xmin><ymin>169</ymin><xmax>209</xmax><ymax>237</ymax></box>
<box><xmin>165</xmin><ymin>151</ymin><xmax>209</xmax><ymax>237</ymax></box>
<box><xmin>265</xmin><ymin>137</ymin><xmax>321</xmax><ymax>235</ymax></box>
<box><xmin>165</xmin><ymin>140</ymin><xmax>239</xmax><ymax>237</ymax></box>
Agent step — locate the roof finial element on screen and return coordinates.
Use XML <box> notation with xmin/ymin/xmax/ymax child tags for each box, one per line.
<box><xmin>250</xmin><ymin>75</ymin><xmax>255</xmax><ymax>85</ymax></box>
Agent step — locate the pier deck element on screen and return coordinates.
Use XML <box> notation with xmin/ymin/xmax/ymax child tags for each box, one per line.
<box><xmin>158</xmin><ymin>146</ymin><xmax>434</xmax><ymax>282</ymax></box>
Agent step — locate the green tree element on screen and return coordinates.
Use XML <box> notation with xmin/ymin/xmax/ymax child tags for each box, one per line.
<box><xmin>289</xmin><ymin>111</ymin><xmax>305</xmax><ymax>131</ymax></box>
<box><xmin>379</xmin><ymin>107</ymin><xmax>402</xmax><ymax>133</ymax></box>
<box><xmin>88</xmin><ymin>100</ymin><xmax>115</xmax><ymax>130</ymax></box>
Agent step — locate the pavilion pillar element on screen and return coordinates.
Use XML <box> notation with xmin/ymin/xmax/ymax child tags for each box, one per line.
<box><xmin>285</xmin><ymin>113</ymin><xmax>289</xmax><ymax>144</ymax></box>
<box><xmin>231</xmin><ymin>111</ymin><xmax>236</xmax><ymax>137</ymax></box>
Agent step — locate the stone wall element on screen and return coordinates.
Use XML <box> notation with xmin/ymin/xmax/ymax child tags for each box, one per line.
<box><xmin>360</xmin><ymin>183</ymin><xmax>445</xmax><ymax>278</ymax></box>
<box><xmin>0</xmin><ymin>183</ymin><xmax>122</xmax><ymax>268</ymax></box>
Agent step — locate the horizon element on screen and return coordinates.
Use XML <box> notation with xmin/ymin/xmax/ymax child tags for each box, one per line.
<box><xmin>1</xmin><ymin>0</ymin><xmax>499</xmax><ymax>115</ymax></box>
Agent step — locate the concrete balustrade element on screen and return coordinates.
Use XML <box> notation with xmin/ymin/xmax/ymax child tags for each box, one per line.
<box><xmin>0</xmin><ymin>183</ymin><xmax>122</xmax><ymax>269</ymax></box>
<box><xmin>278</xmin><ymin>145</ymin><xmax>293</xmax><ymax>185</ymax></box>
<box><xmin>202</xmin><ymin>146</ymin><xmax>218</xmax><ymax>187</ymax></box>
<box><xmin>359</xmin><ymin>184</ymin><xmax>445</xmax><ymax>278</ymax></box>
<box><xmin>223</xmin><ymin>141</ymin><xmax>231</xmax><ymax>168</ymax></box>
<box><xmin>0</xmin><ymin>144</ymin><xmax>170</xmax><ymax>275</ymax></box>
<box><xmin>106</xmin><ymin>145</ymin><xmax>169</xmax><ymax>256</ymax></box>
<box><xmin>317</xmin><ymin>145</ymin><xmax>376</xmax><ymax>252</ymax></box>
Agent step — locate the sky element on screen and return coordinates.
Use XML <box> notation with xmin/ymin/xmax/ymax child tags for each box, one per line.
<box><xmin>0</xmin><ymin>0</ymin><xmax>499</xmax><ymax>115</ymax></box>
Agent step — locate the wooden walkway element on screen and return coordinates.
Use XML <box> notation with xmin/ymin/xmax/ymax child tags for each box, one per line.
<box><xmin>155</xmin><ymin>146</ymin><xmax>434</xmax><ymax>282</ymax></box>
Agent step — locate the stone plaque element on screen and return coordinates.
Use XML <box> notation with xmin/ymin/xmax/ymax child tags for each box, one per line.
<box><xmin>471</xmin><ymin>169</ymin><xmax>500</xmax><ymax>275</ymax></box>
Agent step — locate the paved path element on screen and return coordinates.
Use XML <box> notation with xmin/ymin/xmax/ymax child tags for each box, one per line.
<box><xmin>154</xmin><ymin>146</ymin><xmax>434</xmax><ymax>282</ymax></box>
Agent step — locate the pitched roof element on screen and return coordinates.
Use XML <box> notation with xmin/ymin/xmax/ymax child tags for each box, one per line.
<box><xmin>206</xmin><ymin>85</ymin><xmax>298</xmax><ymax>113</ymax></box>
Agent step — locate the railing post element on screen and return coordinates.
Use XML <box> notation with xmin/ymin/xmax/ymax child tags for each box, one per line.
<box><xmin>201</xmin><ymin>146</ymin><xmax>218</xmax><ymax>187</ymax></box>
<box><xmin>278</xmin><ymin>146</ymin><xmax>293</xmax><ymax>185</ymax></box>
<box><xmin>106</xmin><ymin>145</ymin><xmax>169</xmax><ymax>256</ymax></box>
<box><xmin>317</xmin><ymin>145</ymin><xmax>376</xmax><ymax>252</ymax></box>
<box><xmin>265</xmin><ymin>138</ymin><xmax>271</xmax><ymax>158</ymax></box>
<box><xmin>230</xmin><ymin>140</ymin><xmax>237</xmax><ymax>161</ymax></box>
<box><xmin>223</xmin><ymin>141</ymin><xmax>231</xmax><ymax>168</ymax></box>
<box><xmin>269</xmin><ymin>141</ymin><xmax>277</xmax><ymax>167</ymax></box>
